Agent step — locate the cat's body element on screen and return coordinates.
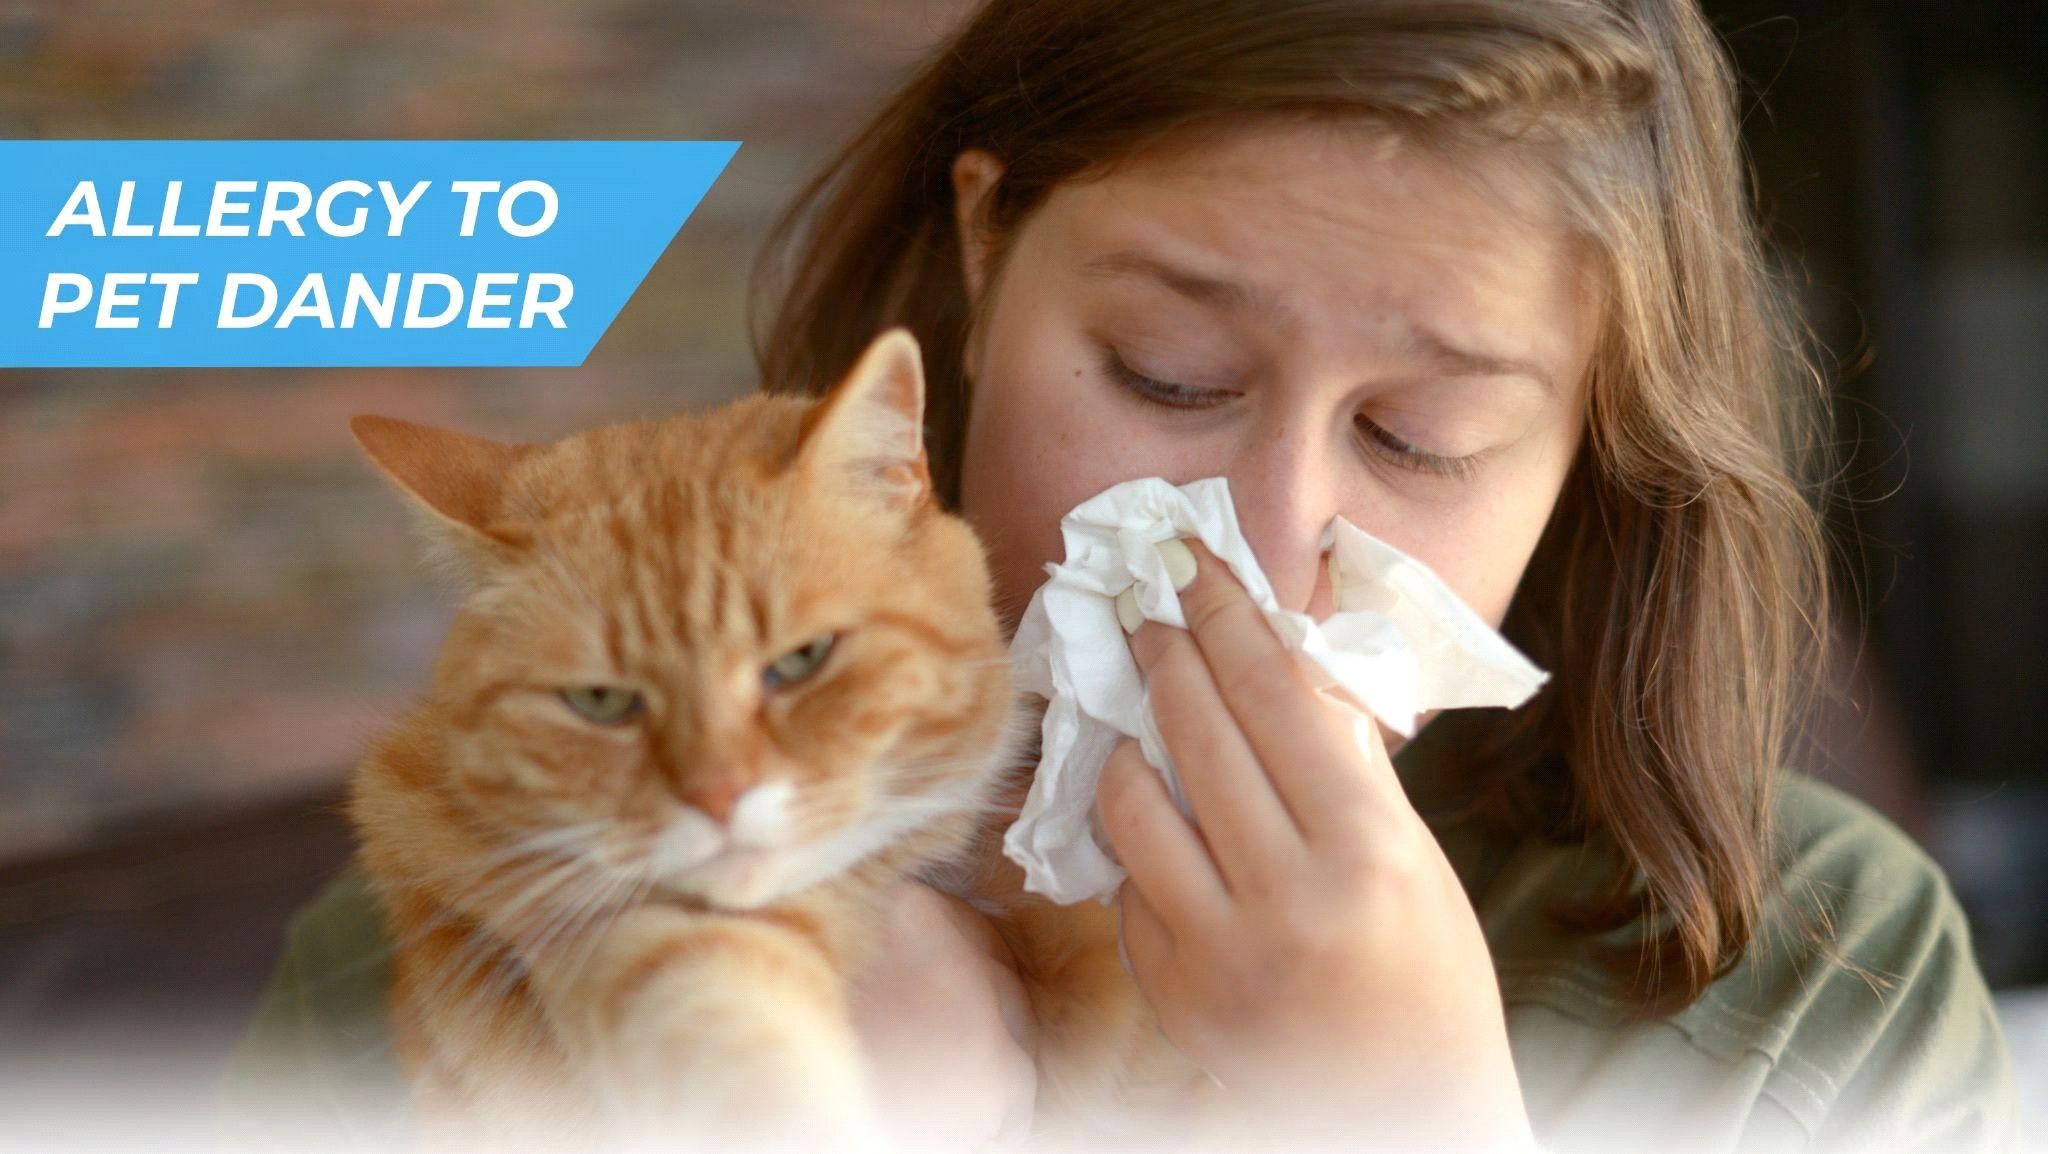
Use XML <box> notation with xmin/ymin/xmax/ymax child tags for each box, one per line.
<box><xmin>957</xmin><ymin>777</ymin><xmax>1219</xmax><ymax>1148</ymax></box>
<box><xmin>349</xmin><ymin>328</ymin><xmax>1206</xmax><ymax>1151</ymax></box>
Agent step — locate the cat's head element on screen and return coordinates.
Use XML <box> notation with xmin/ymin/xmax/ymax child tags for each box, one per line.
<box><xmin>352</xmin><ymin>329</ymin><xmax>1021</xmax><ymax>910</ymax></box>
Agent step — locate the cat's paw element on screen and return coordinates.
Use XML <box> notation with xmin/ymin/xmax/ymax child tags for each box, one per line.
<box><xmin>534</xmin><ymin>906</ymin><xmax>885</xmax><ymax>1151</ymax></box>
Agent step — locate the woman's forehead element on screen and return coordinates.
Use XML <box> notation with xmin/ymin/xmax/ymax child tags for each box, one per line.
<box><xmin>1075</xmin><ymin>114</ymin><xmax>1563</xmax><ymax>237</ymax></box>
<box><xmin>1029</xmin><ymin>118</ymin><xmax>1593</xmax><ymax>391</ymax></box>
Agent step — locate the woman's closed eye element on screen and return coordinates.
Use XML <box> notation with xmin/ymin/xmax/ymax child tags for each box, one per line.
<box><xmin>1101</xmin><ymin>346</ymin><xmax>1232</xmax><ymax>409</ymax></box>
<box><xmin>1352</xmin><ymin>416</ymin><xmax>1479</xmax><ymax>480</ymax></box>
<box><xmin>1100</xmin><ymin>346</ymin><xmax>1481</xmax><ymax>480</ymax></box>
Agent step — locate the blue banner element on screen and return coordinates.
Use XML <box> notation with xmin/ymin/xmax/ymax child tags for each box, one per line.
<box><xmin>0</xmin><ymin>140</ymin><xmax>738</xmax><ymax>367</ymax></box>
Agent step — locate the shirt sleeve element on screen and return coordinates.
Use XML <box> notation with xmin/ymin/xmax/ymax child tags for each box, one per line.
<box><xmin>1718</xmin><ymin>776</ymin><xmax>2022</xmax><ymax>1153</ymax></box>
<box><xmin>1771</xmin><ymin>850</ymin><xmax>2021</xmax><ymax>1154</ymax></box>
<box><xmin>1492</xmin><ymin>776</ymin><xmax>2021</xmax><ymax>1154</ymax></box>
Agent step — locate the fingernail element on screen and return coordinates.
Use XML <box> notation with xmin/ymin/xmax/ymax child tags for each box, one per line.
<box><xmin>1115</xmin><ymin>586</ymin><xmax>1143</xmax><ymax>634</ymax></box>
<box><xmin>1158</xmin><ymin>537</ymin><xmax>1197</xmax><ymax>592</ymax></box>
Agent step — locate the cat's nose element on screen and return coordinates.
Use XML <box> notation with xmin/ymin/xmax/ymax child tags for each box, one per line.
<box><xmin>681</xmin><ymin>774</ymin><xmax>750</xmax><ymax>824</ymax></box>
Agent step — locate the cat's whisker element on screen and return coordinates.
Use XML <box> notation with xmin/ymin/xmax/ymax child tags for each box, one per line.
<box><xmin>482</xmin><ymin>819</ymin><xmax>613</xmax><ymax>857</ymax></box>
<box><xmin>595</xmin><ymin>833</ymin><xmax>656</xmax><ymax>872</ymax></box>
<box><xmin>282</xmin><ymin>846</ymin><xmax>595</xmax><ymax>997</ymax></box>
<box><xmin>427</xmin><ymin>846</ymin><xmax>646</xmax><ymax>1057</ymax></box>
<box><xmin>471</xmin><ymin>824</ymin><xmax>621</xmax><ymax>893</ymax></box>
<box><xmin>483</xmin><ymin>857</ymin><xmax>598</xmax><ymax>945</ymax></box>
<box><xmin>500</xmin><ymin>820</ymin><xmax>614</xmax><ymax>859</ymax></box>
<box><xmin>779</xmin><ymin>782</ymin><xmax>1010</xmax><ymax>852</ymax></box>
<box><xmin>859</xmin><ymin>794</ymin><xmax>1006</xmax><ymax>832</ymax></box>
<box><xmin>412</xmin><ymin>857</ymin><xmax>596</xmax><ymax>1021</ymax></box>
<box><xmin>518</xmin><ymin>843</ymin><xmax>636</xmax><ymax>963</ymax></box>
<box><xmin>396</xmin><ymin>822</ymin><xmax>613</xmax><ymax>925</ymax></box>
<box><xmin>541</xmin><ymin>855</ymin><xmax>653</xmax><ymax>999</ymax></box>
<box><xmin>517</xmin><ymin>887</ymin><xmax>598</xmax><ymax>973</ymax></box>
<box><xmin>419</xmin><ymin>839</ymin><xmax>631</xmax><ymax>1012</ymax></box>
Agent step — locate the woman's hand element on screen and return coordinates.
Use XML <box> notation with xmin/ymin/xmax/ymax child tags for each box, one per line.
<box><xmin>845</xmin><ymin>880</ymin><xmax>1038</xmax><ymax>1151</ymax></box>
<box><xmin>1098</xmin><ymin>538</ymin><xmax>1534</xmax><ymax>1151</ymax></box>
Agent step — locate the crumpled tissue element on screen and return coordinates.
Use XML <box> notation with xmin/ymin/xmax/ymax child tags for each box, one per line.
<box><xmin>1001</xmin><ymin>475</ymin><xmax>1550</xmax><ymax>905</ymax></box>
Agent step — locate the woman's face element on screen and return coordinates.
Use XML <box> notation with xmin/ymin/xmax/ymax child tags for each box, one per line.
<box><xmin>953</xmin><ymin>116</ymin><xmax>1598</xmax><ymax>661</ymax></box>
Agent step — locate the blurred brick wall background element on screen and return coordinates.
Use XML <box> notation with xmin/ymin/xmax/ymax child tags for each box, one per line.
<box><xmin>0</xmin><ymin>0</ymin><xmax>972</xmax><ymax>862</ymax></box>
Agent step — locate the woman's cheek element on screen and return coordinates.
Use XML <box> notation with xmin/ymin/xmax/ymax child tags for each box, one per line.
<box><xmin>960</xmin><ymin>369</ymin><xmax>1106</xmax><ymax>624</ymax></box>
<box><xmin>1410</xmin><ymin>498</ymin><xmax>1546</xmax><ymax>628</ymax></box>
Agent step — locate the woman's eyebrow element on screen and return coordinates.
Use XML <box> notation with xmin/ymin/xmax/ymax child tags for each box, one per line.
<box><xmin>1081</xmin><ymin>250</ymin><xmax>1282</xmax><ymax>320</ymax></box>
<box><xmin>1081</xmin><ymin>249</ymin><xmax>1556</xmax><ymax>397</ymax></box>
<box><xmin>1393</xmin><ymin>326</ymin><xmax>1557</xmax><ymax>398</ymax></box>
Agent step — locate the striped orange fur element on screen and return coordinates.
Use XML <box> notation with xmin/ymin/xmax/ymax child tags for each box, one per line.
<box><xmin>346</xmin><ymin>329</ymin><xmax>1031</xmax><ymax>1149</ymax></box>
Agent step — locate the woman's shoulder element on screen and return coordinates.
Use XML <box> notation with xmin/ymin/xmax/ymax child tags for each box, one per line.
<box><xmin>1761</xmin><ymin>771</ymin><xmax>1971</xmax><ymax>976</ymax></box>
<box><xmin>1478</xmin><ymin>774</ymin><xmax>2020</xmax><ymax>1152</ymax></box>
<box><xmin>1709</xmin><ymin>776</ymin><xmax>2011</xmax><ymax>1124</ymax></box>
<box><xmin>1769</xmin><ymin>771</ymin><xmax>1951</xmax><ymax>901</ymax></box>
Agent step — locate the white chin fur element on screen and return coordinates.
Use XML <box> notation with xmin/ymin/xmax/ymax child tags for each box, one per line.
<box><xmin>668</xmin><ymin>849</ymin><xmax>792</xmax><ymax>910</ymax></box>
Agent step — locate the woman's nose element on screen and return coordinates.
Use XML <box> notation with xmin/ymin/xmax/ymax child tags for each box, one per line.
<box><xmin>1224</xmin><ymin>424</ymin><xmax>1343</xmax><ymax>622</ymax></box>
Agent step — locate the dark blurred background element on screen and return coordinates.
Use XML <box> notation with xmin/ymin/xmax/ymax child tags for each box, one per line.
<box><xmin>0</xmin><ymin>0</ymin><xmax>2043</xmax><ymax>1141</ymax></box>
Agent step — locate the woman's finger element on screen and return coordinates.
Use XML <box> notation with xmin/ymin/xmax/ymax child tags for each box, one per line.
<box><xmin>1116</xmin><ymin>876</ymin><xmax>1175</xmax><ymax>989</ymax></box>
<box><xmin>1168</xmin><ymin>538</ymin><xmax>1403</xmax><ymax>836</ymax></box>
<box><xmin>1125</xmin><ymin>617</ymin><xmax>1304</xmax><ymax>895</ymax></box>
<box><xmin>1096</xmin><ymin>737</ymin><xmax>1229</xmax><ymax>930</ymax></box>
<box><xmin>1117</xmin><ymin>879</ymin><xmax>1205</xmax><ymax>1062</ymax></box>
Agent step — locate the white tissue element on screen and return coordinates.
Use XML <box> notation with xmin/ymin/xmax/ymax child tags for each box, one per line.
<box><xmin>1000</xmin><ymin>475</ymin><xmax>1549</xmax><ymax>905</ymax></box>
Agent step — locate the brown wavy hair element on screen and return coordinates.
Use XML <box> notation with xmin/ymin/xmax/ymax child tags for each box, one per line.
<box><xmin>749</xmin><ymin>0</ymin><xmax>1837</xmax><ymax>1015</ymax></box>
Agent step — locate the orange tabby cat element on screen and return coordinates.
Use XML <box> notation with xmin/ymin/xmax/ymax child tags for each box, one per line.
<box><xmin>347</xmin><ymin>328</ymin><xmax>1033</xmax><ymax>1150</ymax></box>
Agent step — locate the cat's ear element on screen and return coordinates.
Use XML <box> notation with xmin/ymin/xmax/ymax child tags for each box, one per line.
<box><xmin>350</xmin><ymin>415</ymin><xmax>535</xmax><ymax>574</ymax></box>
<box><xmin>793</xmin><ymin>327</ymin><xmax>932</xmax><ymax>511</ymax></box>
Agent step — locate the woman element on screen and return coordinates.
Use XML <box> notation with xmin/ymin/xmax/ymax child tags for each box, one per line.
<box><xmin>231</xmin><ymin>1</ymin><xmax>2018</xmax><ymax>1151</ymax></box>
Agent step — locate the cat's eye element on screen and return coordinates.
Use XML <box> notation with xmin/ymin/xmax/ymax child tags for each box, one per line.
<box><xmin>560</xmin><ymin>686</ymin><xmax>642</xmax><ymax>725</ymax></box>
<box><xmin>764</xmin><ymin>633</ymin><xmax>837</xmax><ymax>691</ymax></box>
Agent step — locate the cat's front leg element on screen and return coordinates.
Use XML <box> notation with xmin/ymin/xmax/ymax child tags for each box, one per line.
<box><xmin>528</xmin><ymin>901</ymin><xmax>879</xmax><ymax>1152</ymax></box>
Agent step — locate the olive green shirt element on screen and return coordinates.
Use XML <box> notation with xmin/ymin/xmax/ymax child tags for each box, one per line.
<box><xmin>219</xmin><ymin>774</ymin><xmax>2020</xmax><ymax>1152</ymax></box>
